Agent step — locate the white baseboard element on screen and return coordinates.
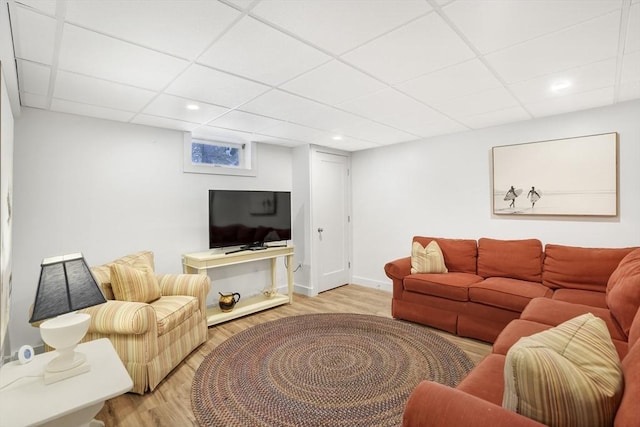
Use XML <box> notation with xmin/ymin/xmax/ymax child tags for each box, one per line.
<box><xmin>294</xmin><ymin>283</ymin><xmax>315</xmax><ymax>297</ymax></box>
<box><xmin>350</xmin><ymin>276</ymin><xmax>392</xmax><ymax>293</ymax></box>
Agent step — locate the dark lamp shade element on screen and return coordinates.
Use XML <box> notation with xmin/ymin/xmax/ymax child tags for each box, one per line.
<box><xmin>29</xmin><ymin>253</ymin><xmax>106</xmax><ymax>323</ymax></box>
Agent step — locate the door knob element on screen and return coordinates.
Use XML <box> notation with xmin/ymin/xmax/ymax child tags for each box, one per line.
<box><xmin>317</xmin><ymin>227</ymin><xmax>324</xmax><ymax>233</ymax></box>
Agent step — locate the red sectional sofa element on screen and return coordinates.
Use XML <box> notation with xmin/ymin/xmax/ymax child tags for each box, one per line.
<box><xmin>386</xmin><ymin>237</ymin><xmax>640</xmax><ymax>426</ymax></box>
<box><xmin>385</xmin><ymin>236</ymin><xmax>636</xmax><ymax>343</ymax></box>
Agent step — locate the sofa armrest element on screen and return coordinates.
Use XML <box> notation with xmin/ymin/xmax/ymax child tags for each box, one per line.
<box><xmin>80</xmin><ymin>300</ymin><xmax>154</xmax><ymax>335</ymax></box>
<box><xmin>385</xmin><ymin>256</ymin><xmax>412</xmax><ymax>280</ymax></box>
<box><xmin>157</xmin><ymin>273</ymin><xmax>210</xmax><ymax>315</ymax></box>
<box><xmin>385</xmin><ymin>257</ymin><xmax>411</xmax><ymax>299</ymax></box>
<box><xmin>403</xmin><ymin>381</ymin><xmax>545</xmax><ymax>427</ymax></box>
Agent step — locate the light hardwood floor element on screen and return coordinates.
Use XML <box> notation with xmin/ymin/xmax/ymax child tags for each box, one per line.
<box><xmin>96</xmin><ymin>284</ymin><xmax>492</xmax><ymax>426</ymax></box>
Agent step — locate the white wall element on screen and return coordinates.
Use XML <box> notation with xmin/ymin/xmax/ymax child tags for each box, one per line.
<box><xmin>10</xmin><ymin>108</ymin><xmax>293</xmax><ymax>352</ymax></box>
<box><xmin>351</xmin><ymin>100</ymin><xmax>640</xmax><ymax>290</ymax></box>
<box><xmin>1</xmin><ymin>64</ymin><xmax>15</xmax><ymax>360</ymax></box>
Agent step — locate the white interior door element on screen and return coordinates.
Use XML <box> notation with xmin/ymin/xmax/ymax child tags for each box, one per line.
<box><xmin>312</xmin><ymin>151</ymin><xmax>350</xmax><ymax>293</ymax></box>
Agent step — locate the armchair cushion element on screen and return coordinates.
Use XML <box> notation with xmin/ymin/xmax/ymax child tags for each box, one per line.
<box><xmin>150</xmin><ymin>296</ymin><xmax>199</xmax><ymax>335</ymax></box>
<box><xmin>110</xmin><ymin>263</ymin><xmax>161</xmax><ymax>303</ymax></box>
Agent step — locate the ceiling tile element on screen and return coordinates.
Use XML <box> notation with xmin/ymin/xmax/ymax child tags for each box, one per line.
<box><xmin>64</xmin><ymin>0</ymin><xmax>240</xmax><ymax>59</ymax></box>
<box><xmin>338</xmin><ymin>88</ymin><xmax>449</xmax><ymax>135</ymax></box>
<box><xmin>625</xmin><ymin>2</ymin><xmax>640</xmax><ymax>54</ymax></box>
<box><xmin>342</xmin><ymin>12</ymin><xmax>475</xmax><ymax>84</ymax></box>
<box><xmin>411</xmin><ymin>117</ymin><xmax>468</xmax><ymax>139</ymax></box>
<box><xmin>258</xmin><ymin>121</ymin><xmax>322</xmax><ymax>142</ymax></box>
<box><xmin>131</xmin><ymin>114</ymin><xmax>200</xmax><ymax>132</ymax></box>
<box><xmin>386</xmin><ymin>112</ymin><xmax>467</xmax><ymax>138</ymax></box>
<box><xmin>395</xmin><ymin>59</ymin><xmax>503</xmax><ymax>105</ymax></box>
<box><xmin>208</xmin><ymin>110</ymin><xmax>285</xmax><ymax>133</ymax></box>
<box><xmin>142</xmin><ymin>94</ymin><xmax>229</xmax><ymax>123</ymax></box>
<box><xmin>20</xmin><ymin>92</ymin><xmax>49</xmax><ymax>109</ymax></box>
<box><xmin>53</xmin><ymin>70</ymin><xmax>156</xmax><ymax>111</ymax></box>
<box><xmin>430</xmin><ymin>86</ymin><xmax>520</xmax><ymax>118</ymax></box>
<box><xmin>252</xmin><ymin>135</ymin><xmax>307</xmax><ymax>148</ymax></box>
<box><xmin>191</xmin><ymin>125</ymin><xmax>255</xmax><ymax>144</ymax></box>
<box><xmin>525</xmin><ymin>87</ymin><xmax>614</xmax><ymax>118</ymax></box>
<box><xmin>618</xmin><ymin>81</ymin><xmax>640</xmax><ymax>102</ymax></box>
<box><xmin>165</xmin><ymin>64</ymin><xmax>269</xmax><ymax>108</ymax></box>
<box><xmin>251</xmin><ymin>0</ymin><xmax>431</xmax><ymax>55</ymax></box>
<box><xmin>485</xmin><ymin>11</ymin><xmax>621</xmax><ymax>84</ymax></box>
<box><xmin>197</xmin><ymin>16</ymin><xmax>331</xmax><ymax>86</ymax></box>
<box><xmin>281</xmin><ymin>60</ymin><xmax>387</xmax><ymax>106</ymax></box>
<box><xmin>225</xmin><ymin>0</ymin><xmax>254</xmax><ymax>11</ymax></box>
<box><xmin>239</xmin><ymin>89</ymin><xmax>313</xmax><ymax>120</ymax></box>
<box><xmin>508</xmin><ymin>58</ymin><xmax>617</xmax><ymax>104</ymax></box>
<box><xmin>444</xmin><ymin>0</ymin><xmax>623</xmax><ymax>54</ymax></box>
<box><xmin>283</xmin><ymin>104</ymin><xmax>362</xmax><ymax>132</ymax></box>
<box><xmin>13</xmin><ymin>6</ymin><xmax>57</xmax><ymax>64</ymax></box>
<box><xmin>340</xmin><ymin>120</ymin><xmax>417</xmax><ymax>145</ymax></box>
<box><xmin>17</xmin><ymin>60</ymin><xmax>50</xmax><ymax>96</ymax></box>
<box><xmin>458</xmin><ymin>106</ymin><xmax>531</xmax><ymax>130</ymax></box>
<box><xmin>58</xmin><ymin>24</ymin><xmax>189</xmax><ymax>90</ymax></box>
<box><xmin>312</xmin><ymin>133</ymin><xmax>380</xmax><ymax>151</ymax></box>
<box><xmin>17</xmin><ymin>0</ymin><xmax>56</xmax><ymax>15</ymax></box>
<box><xmin>239</xmin><ymin>89</ymin><xmax>364</xmax><ymax>131</ymax></box>
<box><xmin>621</xmin><ymin>51</ymin><xmax>640</xmax><ymax>84</ymax></box>
<box><xmin>51</xmin><ymin>98</ymin><xmax>135</xmax><ymax>122</ymax></box>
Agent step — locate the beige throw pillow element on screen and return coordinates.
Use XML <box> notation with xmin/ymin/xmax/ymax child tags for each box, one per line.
<box><xmin>503</xmin><ymin>313</ymin><xmax>623</xmax><ymax>427</ymax></box>
<box><xmin>411</xmin><ymin>240</ymin><xmax>448</xmax><ymax>274</ymax></box>
<box><xmin>110</xmin><ymin>263</ymin><xmax>162</xmax><ymax>303</ymax></box>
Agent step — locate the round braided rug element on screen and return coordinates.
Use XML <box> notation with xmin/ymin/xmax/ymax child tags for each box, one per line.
<box><xmin>191</xmin><ymin>313</ymin><xmax>474</xmax><ymax>427</ymax></box>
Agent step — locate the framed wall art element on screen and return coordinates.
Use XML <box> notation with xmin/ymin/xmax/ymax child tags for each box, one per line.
<box><xmin>492</xmin><ymin>132</ymin><xmax>618</xmax><ymax>216</ymax></box>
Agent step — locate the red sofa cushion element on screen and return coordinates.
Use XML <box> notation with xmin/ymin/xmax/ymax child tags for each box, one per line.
<box><xmin>606</xmin><ymin>248</ymin><xmax>640</xmax><ymax>338</ymax></box>
<box><xmin>477</xmin><ymin>238</ymin><xmax>543</xmax><ymax>282</ymax></box>
<box><xmin>520</xmin><ymin>298</ymin><xmax>626</xmax><ymax>341</ymax></box>
<box><xmin>543</xmin><ymin>244</ymin><xmax>636</xmax><ymax>292</ymax></box>
<box><xmin>413</xmin><ymin>237</ymin><xmax>477</xmax><ymax>274</ymax></box>
<box><xmin>404</xmin><ymin>272</ymin><xmax>482</xmax><ymax>301</ymax></box>
<box><xmin>552</xmin><ymin>289</ymin><xmax>607</xmax><ymax>308</ymax></box>
<box><xmin>469</xmin><ymin>277</ymin><xmax>552</xmax><ymax>312</ymax></box>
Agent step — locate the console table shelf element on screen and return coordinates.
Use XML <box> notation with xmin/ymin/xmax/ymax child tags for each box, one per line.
<box><xmin>182</xmin><ymin>246</ymin><xmax>294</xmax><ymax>326</ymax></box>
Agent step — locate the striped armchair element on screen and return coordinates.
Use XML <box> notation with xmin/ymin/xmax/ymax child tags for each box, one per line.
<box><xmin>80</xmin><ymin>251</ymin><xmax>210</xmax><ymax>394</ymax></box>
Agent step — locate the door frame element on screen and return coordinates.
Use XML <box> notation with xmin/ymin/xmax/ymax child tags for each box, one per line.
<box><xmin>310</xmin><ymin>146</ymin><xmax>352</xmax><ymax>296</ymax></box>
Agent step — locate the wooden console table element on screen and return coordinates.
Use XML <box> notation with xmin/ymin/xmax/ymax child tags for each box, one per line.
<box><xmin>182</xmin><ymin>246</ymin><xmax>294</xmax><ymax>326</ymax></box>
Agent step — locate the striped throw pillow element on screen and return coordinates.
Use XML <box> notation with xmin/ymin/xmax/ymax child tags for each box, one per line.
<box><xmin>110</xmin><ymin>263</ymin><xmax>162</xmax><ymax>303</ymax></box>
<box><xmin>411</xmin><ymin>240</ymin><xmax>448</xmax><ymax>274</ymax></box>
<box><xmin>503</xmin><ymin>313</ymin><xmax>623</xmax><ymax>427</ymax></box>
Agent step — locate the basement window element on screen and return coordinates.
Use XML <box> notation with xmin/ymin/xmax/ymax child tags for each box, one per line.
<box><xmin>192</xmin><ymin>140</ymin><xmax>242</xmax><ymax>167</ymax></box>
<box><xmin>183</xmin><ymin>135</ymin><xmax>257</xmax><ymax>176</ymax></box>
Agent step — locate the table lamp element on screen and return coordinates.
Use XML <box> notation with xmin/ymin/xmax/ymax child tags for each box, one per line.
<box><xmin>28</xmin><ymin>253</ymin><xmax>106</xmax><ymax>384</ymax></box>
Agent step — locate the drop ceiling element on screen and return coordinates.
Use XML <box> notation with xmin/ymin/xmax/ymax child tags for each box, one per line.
<box><xmin>7</xmin><ymin>0</ymin><xmax>640</xmax><ymax>151</ymax></box>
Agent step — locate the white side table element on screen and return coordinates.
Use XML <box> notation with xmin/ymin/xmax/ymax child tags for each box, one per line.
<box><xmin>0</xmin><ymin>338</ymin><xmax>133</xmax><ymax>426</ymax></box>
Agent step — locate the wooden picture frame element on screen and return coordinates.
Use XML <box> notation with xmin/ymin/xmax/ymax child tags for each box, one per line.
<box><xmin>492</xmin><ymin>132</ymin><xmax>618</xmax><ymax>216</ymax></box>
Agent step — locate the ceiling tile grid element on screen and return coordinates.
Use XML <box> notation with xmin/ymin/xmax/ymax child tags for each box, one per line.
<box><xmin>8</xmin><ymin>0</ymin><xmax>639</xmax><ymax>152</ymax></box>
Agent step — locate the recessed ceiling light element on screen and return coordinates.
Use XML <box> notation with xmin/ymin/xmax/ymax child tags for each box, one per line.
<box><xmin>332</xmin><ymin>135</ymin><xmax>343</xmax><ymax>141</ymax></box>
<box><xmin>550</xmin><ymin>80</ymin><xmax>572</xmax><ymax>92</ymax></box>
<box><xmin>186</xmin><ymin>104</ymin><xmax>200</xmax><ymax>111</ymax></box>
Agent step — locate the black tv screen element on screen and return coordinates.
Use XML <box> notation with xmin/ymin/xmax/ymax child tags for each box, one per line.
<box><xmin>209</xmin><ymin>190</ymin><xmax>292</xmax><ymax>249</ymax></box>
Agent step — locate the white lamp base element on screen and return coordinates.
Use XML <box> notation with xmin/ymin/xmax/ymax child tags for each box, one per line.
<box><xmin>39</xmin><ymin>313</ymin><xmax>92</xmax><ymax>385</ymax></box>
<box><xmin>44</xmin><ymin>360</ymin><xmax>91</xmax><ymax>385</ymax></box>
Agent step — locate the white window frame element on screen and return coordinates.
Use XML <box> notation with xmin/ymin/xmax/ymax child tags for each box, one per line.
<box><xmin>183</xmin><ymin>134</ymin><xmax>257</xmax><ymax>177</ymax></box>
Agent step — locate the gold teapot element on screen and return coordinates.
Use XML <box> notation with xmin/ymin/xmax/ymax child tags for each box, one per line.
<box><xmin>218</xmin><ymin>292</ymin><xmax>241</xmax><ymax>312</ymax></box>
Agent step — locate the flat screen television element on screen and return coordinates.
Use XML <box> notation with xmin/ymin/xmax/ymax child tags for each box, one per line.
<box><xmin>209</xmin><ymin>190</ymin><xmax>292</xmax><ymax>252</ymax></box>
